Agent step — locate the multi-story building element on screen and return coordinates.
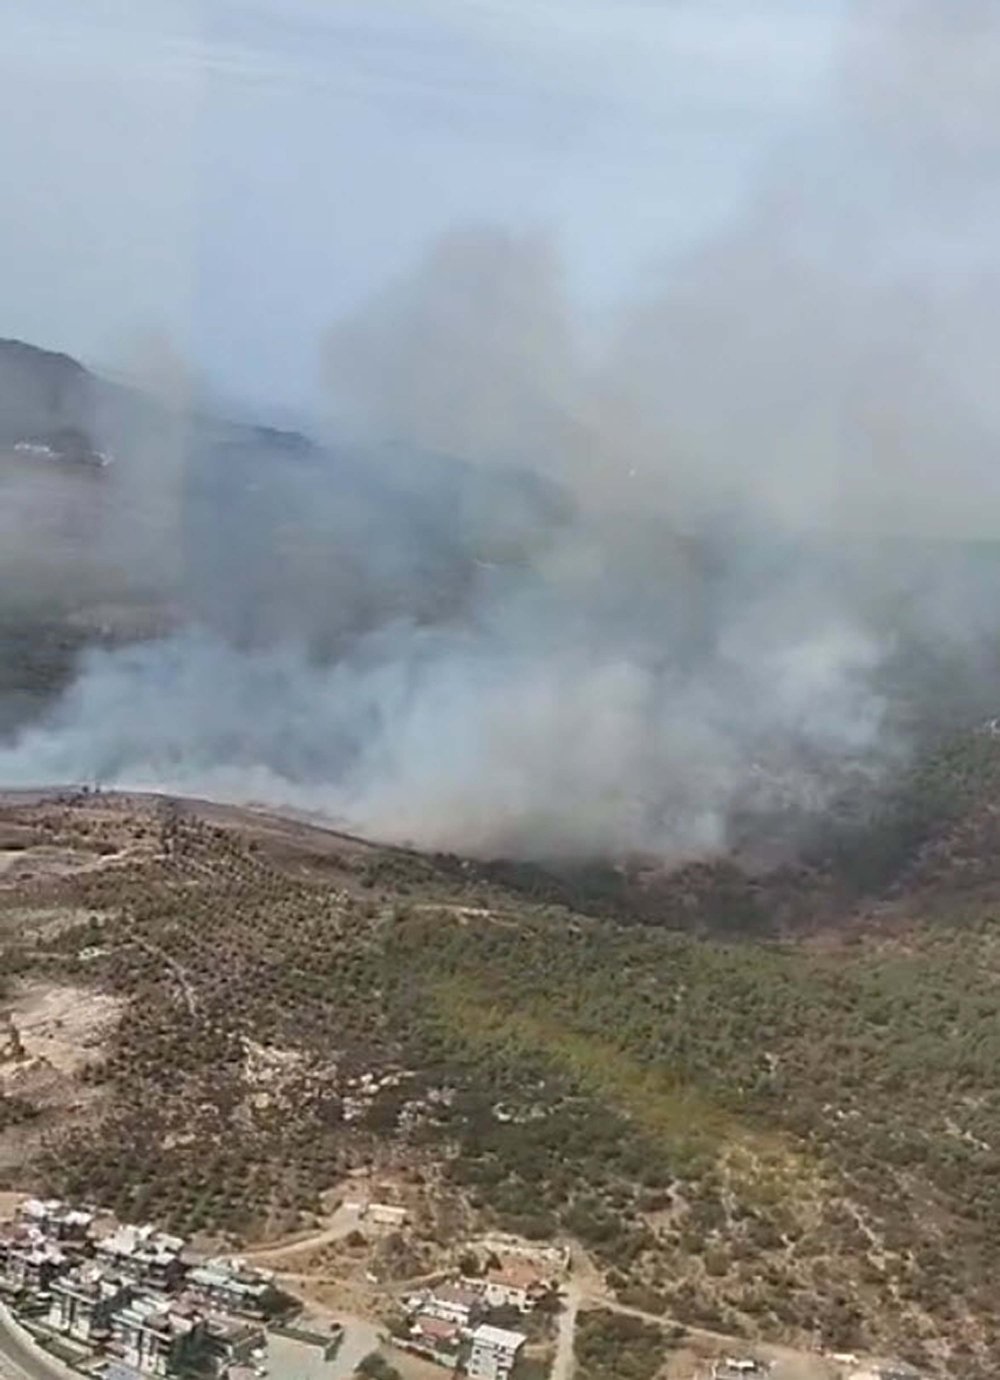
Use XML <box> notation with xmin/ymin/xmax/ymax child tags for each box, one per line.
<box><xmin>420</xmin><ymin>1283</ymin><xmax>482</xmax><ymax>1329</ymax></box>
<box><xmin>95</xmin><ymin>1225</ymin><xmax>186</xmax><ymax>1292</ymax></box>
<box><xmin>202</xmin><ymin>1313</ymin><xmax>266</xmax><ymax>1372</ymax></box>
<box><xmin>47</xmin><ymin>1265</ymin><xmax>132</xmax><ymax>1343</ymax></box>
<box><xmin>467</xmin><ymin>1324</ymin><xmax>525</xmax><ymax>1380</ymax></box>
<box><xmin>19</xmin><ymin>1199</ymin><xmax>95</xmax><ymax>1243</ymax></box>
<box><xmin>0</xmin><ymin>1233</ymin><xmax>68</xmax><ymax>1293</ymax></box>
<box><xmin>187</xmin><ymin>1260</ymin><xmax>282</xmax><ymax>1320</ymax></box>
<box><xmin>108</xmin><ymin>1295</ymin><xmax>204</xmax><ymax>1377</ymax></box>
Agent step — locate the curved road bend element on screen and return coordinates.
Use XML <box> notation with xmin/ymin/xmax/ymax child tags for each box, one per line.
<box><xmin>0</xmin><ymin>1310</ymin><xmax>74</xmax><ymax>1380</ymax></box>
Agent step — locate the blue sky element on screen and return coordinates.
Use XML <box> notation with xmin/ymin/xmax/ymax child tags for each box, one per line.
<box><xmin>0</xmin><ymin>0</ymin><xmax>845</xmax><ymax>415</ymax></box>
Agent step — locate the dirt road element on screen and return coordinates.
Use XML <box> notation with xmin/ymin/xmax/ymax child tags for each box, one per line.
<box><xmin>551</xmin><ymin>1282</ymin><xmax>581</xmax><ymax>1380</ymax></box>
<box><xmin>242</xmin><ymin>1204</ymin><xmax>363</xmax><ymax>1261</ymax></box>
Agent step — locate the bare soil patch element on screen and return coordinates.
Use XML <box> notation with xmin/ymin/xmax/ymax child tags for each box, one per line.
<box><xmin>1</xmin><ymin>980</ymin><xmax>124</xmax><ymax>1079</ymax></box>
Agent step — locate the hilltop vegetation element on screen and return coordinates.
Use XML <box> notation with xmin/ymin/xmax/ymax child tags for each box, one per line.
<box><xmin>1</xmin><ymin>769</ymin><xmax>1000</xmax><ymax>1373</ymax></box>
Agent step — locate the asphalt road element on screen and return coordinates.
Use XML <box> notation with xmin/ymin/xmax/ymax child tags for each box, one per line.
<box><xmin>0</xmin><ymin>1310</ymin><xmax>73</xmax><ymax>1380</ymax></box>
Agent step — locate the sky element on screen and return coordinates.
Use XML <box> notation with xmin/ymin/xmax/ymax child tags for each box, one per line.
<box><xmin>0</xmin><ymin>0</ymin><xmax>845</xmax><ymax>417</ymax></box>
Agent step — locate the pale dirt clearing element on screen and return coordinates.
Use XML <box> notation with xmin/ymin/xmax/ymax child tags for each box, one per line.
<box><xmin>0</xmin><ymin>847</ymin><xmax>134</xmax><ymax>884</ymax></box>
<box><xmin>0</xmin><ymin>980</ymin><xmax>124</xmax><ymax>1079</ymax></box>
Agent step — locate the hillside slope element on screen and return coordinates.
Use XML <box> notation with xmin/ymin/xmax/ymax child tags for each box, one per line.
<box><xmin>0</xmin><ymin>789</ymin><xmax>998</xmax><ymax>1375</ymax></box>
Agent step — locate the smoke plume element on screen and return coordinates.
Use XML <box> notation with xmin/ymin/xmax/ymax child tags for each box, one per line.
<box><xmin>2</xmin><ymin>0</ymin><xmax>1000</xmax><ymax>861</ymax></box>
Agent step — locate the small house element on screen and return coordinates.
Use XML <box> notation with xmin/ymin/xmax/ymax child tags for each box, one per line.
<box><xmin>482</xmin><ymin>1261</ymin><xmax>548</xmax><ymax>1313</ymax></box>
<box><xmin>409</xmin><ymin>1313</ymin><xmax>462</xmax><ymax>1365</ymax></box>
<box><xmin>365</xmin><ymin>1204</ymin><xmax>408</xmax><ymax>1229</ymax></box>
<box><xmin>712</xmin><ymin>1361</ymin><xmax>769</xmax><ymax>1380</ymax></box>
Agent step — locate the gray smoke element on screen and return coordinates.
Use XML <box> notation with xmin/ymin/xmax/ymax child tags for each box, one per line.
<box><xmin>2</xmin><ymin>0</ymin><xmax>1000</xmax><ymax>861</ymax></box>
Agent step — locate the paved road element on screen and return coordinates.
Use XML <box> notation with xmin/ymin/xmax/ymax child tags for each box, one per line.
<box><xmin>329</xmin><ymin>1315</ymin><xmax>382</xmax><ymax>1380</ymax></box>
<box><xmin>0</xmin><ymin>1309</ymin><xmax>74</xmax><ymax>1380</ymax></box>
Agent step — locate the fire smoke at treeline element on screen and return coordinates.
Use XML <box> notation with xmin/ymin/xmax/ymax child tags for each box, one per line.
<box><xmin>1</xmin><ymin>1</ymin><xmax>1000</xmax><ymax>861</ymax></box>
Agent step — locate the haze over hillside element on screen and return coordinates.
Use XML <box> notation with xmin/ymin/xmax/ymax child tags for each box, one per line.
<box><xmin>2</xmin><ymin>1</ymin><xmax>1000</xmax><ymax>868</ymax></box>
<box><xmin>2</xmin><ymin>322</ymin><xmax>1000</xmax><ymax>867</ymax></box>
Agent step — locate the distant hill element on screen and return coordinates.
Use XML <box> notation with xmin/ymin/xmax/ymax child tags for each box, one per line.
<box><xmin>0</xmin><ymin>337</ymin><xmax>569</xmax><ymax>725</ymax></box>
<box><xmin>0</xmin><ymin>338</ymin><xmax>95</xmax><ymax>450</ymax></box>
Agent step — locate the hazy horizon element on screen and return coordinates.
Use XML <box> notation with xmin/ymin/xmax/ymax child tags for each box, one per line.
<box><xmin>1</xmin><ymin>1</ymin><xmax>847</xmax><ymax>418</ymax></box>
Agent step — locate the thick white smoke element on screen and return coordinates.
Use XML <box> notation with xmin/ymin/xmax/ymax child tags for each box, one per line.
<box><xmin>0</xmin><ymin>610</ymin><xmax>886</xmax><ymax>859</ymax></box>
<box><xmin>2</xmin><ymin>0</ymin><xmax>999</xmax><ymax>861</ymax></box>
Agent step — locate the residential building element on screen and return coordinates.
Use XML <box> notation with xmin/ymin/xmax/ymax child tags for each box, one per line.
<box><xmin>712</xmin><ymin>1362</ymin><xmax>768</xmax><ymax>1380</ymax></box>
<box><xmin>409</xmin><ymin>1314</ymin><xmax>462</xmax><ymax>1366</ymax></box>
<box><xmin>187</xmin><ymin>1259</ymin><xmax>282</xmax><ymax>1320</ymax></box>
<box><xmin>19</xmin><ymin>1199</ymin><xmax>94</xmax><ymax>1242</ymax></box>
<box><xmin>482</xmin><ymin>1262</ymin><xmax>548</xmax><ymax>1313</ymax></box>
<box><xmin>109</xmin><ymin>1294</ymin><xmax>205</xmax><ymax>1377</ymax></box>
<box><xmin>365</xmin><ymin>1203</ymin><xmax>408</xmax><ymax>1229</ymax></box>
<box><xmin>0</xmin><ymin>1233</ymin><xmax>68</xmax><ymax>1292</ymax></box>
<box><xmin>467</xmin><ymin>1324</ymin><xmax>525</xmax><ymax>1380</ymax></box>
<box><xmin>95</xmin><ymin>1224</ymin><xmax>186</xmax><ymax>1291</ymax></box>
<box><xmin>202</xmin><ymin>1314</ymin><xmax>265</xmax><ymax>1372</ymax></box>
<box><xmin>48</xmin><ymin>1265</ymin><xmax>132</xmax><ymax>1342</ymax></box>
<box><xmin>422</xmin><ymin>1283</ymin><xmax>482</xmax><ymax>1329</ymax></box>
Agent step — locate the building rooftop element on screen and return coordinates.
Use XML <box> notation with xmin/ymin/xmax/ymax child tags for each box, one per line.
<box><xmin>413</xmin><ymin>1314</ymin><xmax>461</xmax><ymax>1343</ymax></box>
<box><xmin>17</xmin><ymin>1199</ymin><xmax>94</xmax><ymax>1240</ymax></box>
<box><xmin>713</xmin><ymin>1362</ymin><xmax>768</xmax><ymax>1380</ymax></box>
<box><xmin>471</xmin><ymin>1325</ymin><xmax>526</xmax><ymax>1351</ymax></box>
<box><xmin>486</xmin><ymin>1261</ymin><xmax>545</xmax><ymax>1289</ymax></box>
<box><xmin>431</xmin><ymin>1283</ymin><xmax>481</xmax><ymax>1308</ymax></box>
<box><xmin>97</xmin><ymin>1225</ymin><xmax>185</xmax><ymax>1262</ymax></box>
<box><xmin>204</xmin><ymin>1314</ymin><xmax>264</xmax><ymax>1344</ymax></box>
<box><xmin>10</xmin><ymin>1240</ymin><xmax>67</xmax><ymax>1266</ymax></box>
<box><xmin>115</xmin><ymin>1294</ymin><xmax>197</xmax><ymax>1337</ymax></box>
<box><xmin>189</xmin><ymin>1265</ymin><xmax>271</xmax><ymax>1298</ymax></box>
<box><xmin>53</xmin><ymin>1263</ymin><xmax>129</xmax><ymax>1299</ymax></box>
